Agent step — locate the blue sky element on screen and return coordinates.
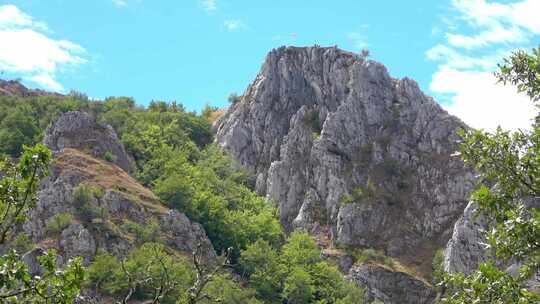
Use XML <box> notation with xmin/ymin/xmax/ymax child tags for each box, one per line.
<box><xmin>0</xmin><ymin>0</ymin><xmax>539</xmax><ymax>130</ymax></box>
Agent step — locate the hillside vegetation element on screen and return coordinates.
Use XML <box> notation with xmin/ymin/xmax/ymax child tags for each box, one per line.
<box><xmin>0</xmin><ymin>92</ymin><xmax>364</xmax><ymax>303</ymax></box>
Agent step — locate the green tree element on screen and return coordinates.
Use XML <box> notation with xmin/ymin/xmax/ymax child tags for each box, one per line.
<box><xmin>283</xmin><ymin>267</ymin><xmax>314</xmax><ymax>304</ymax></box>
<box><xmin>441</xmin><ymin>46</ymin><xmax>540</xmax><ymax>303</ymax></box>
<box><xmin>240</xmin><ymin>232</ymin><xmax>365</xmax><ymax>304</ymax></box>
<box><xmin>0</xmin><ymin>107</ymin><xmax>40</xmax><ymax>156</ymax></box>
<box><xmin>240</xmin><ymin>240</ymin><xmax>283</xmax><ymax>301</ymax></box>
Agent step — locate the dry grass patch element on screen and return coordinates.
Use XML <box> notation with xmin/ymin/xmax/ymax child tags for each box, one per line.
<box><xmin>54</xmin><ymin>148</ymin><xmax>168</xmax><ymax>215</ymax></box>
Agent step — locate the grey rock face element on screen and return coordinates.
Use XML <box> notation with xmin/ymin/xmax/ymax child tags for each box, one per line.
<box><xmin>443</xmin><ymin>201</ymin><xmax>490</xmax><ymax>274</ymax></box>
<box><xmin>160</xmin><ymin>210</ymin><xmax>215</xmax><ymax>261</ymax></box>
<box><xmin>44</xmin><ymin>111</ymin><xmax>134</xmax><ymax>174</ymax></box>
<box><xmin>349</xmin><ymin>264</ymin><xmax>435</xmax><ymax>304</ymax></box>
<box><xmin>60</xmin><ymin>224</ymin><xmax>96</xmax><ymax>262</ymax></box>
<box><xmin>22</xmin><ymin>247</ymin><xmax>47</xmax><ymax>276</ymax></box>
<box><xmin>216</xmin><ymin>46</ymin><xmax>475</xmax><ymax>257</ymax></box>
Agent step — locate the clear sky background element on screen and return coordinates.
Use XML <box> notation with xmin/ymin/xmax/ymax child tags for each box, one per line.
<box><xmin>0</xmin><ymin>0</ymin><xmax>539</xmax><ymax>130</ymax></box>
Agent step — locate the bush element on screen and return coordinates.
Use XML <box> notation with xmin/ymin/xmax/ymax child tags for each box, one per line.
<box><xmin>228</xmin><ymin>92</ymin><xmax>241</xmax><ymax>104</ymax></box>
<box><xmin>10</xmin><ymin>233</ymin><xmax>34</xmax><ymax>253</ymax></box>
<box><xmin>72</xmin><ymin>184</ymin><xmax>107</xmax><ymax>224</ymax></box>
<box><xmin>46</xmin><ymin>213</ymin><xmax>73</xmax><ymax>234</ymax></box>
<box><xmin>303</xmin><ymin>110</ymin><xmax>322</xmax><ymax>136</ymax></box>
<box><xmin>353</xmin><ymin>248</ymin><xmax>392</xmax><ymax>266</ymax></box>
<box><xmin>103</xmin><ymin>151</ymin><xmax>116</xmax><ymax>162</ymax></box>
<box><xmin>85</xmin><ymin>251</ymin><xmax>122</xmax><ymax>293</ymax></box>
<box><xmin>339</xmin><ymin>182</ymin><xmax>375</xmax><ymax>206</ymax></box>
<box><xmin>87</xmin><ymin>243</ymin><xmax>193</xmax><ymax>303</ymax></box>
<box><xmin>240</xmin><ymin>240</ymin><xmax>282</xmax><ymax>301</ymax></box>
<box><xmin>432</xmin><ymin>249</ymin><xmax>445</xmax><ymax>286</ymax></box>
<box><xmin>121</xmin><ymin>219</ymin><xmax>159</xmax><ymax>245</ymax></box>
<box><xmin>339</xmin><ymin>193</ymin><xmax>355</xmax><ymax>206</ymax></box>
<box><xmin>283</xmin><ymin>267</ymin><xmax>314</xmax><ymax>304</ymax></box>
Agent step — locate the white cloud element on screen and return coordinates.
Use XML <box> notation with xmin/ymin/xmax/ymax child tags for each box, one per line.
<box><xmin>446</xmin><ymin>25</ymin><xmax>526</xmax><ymax>49</ymax></box>
<box><xmin>430</xmin><ymin>67</ymin><xmax>535</xmax><ymax>131</ymax></box>
<box><xmin>224</xmin><ymin>19</ymin><xmax>245</xmax><ymax>31</ymax></box>
<box><xmin>0</xmin><ymin>5</ymin><xmax>85</xmax><ymax>92</ymax></box>
<box><xmin>200</xmin><ymin>0</ymin><xmax>217</xmax><ymax>12</ymax></box>
<box><xmin>0</xmin><ymin>4</ymin><xmax>47</xmax><ymax>31</ymax></box>
<box><xmin>427</xmin><ymin>0</ymin><xmax>540</xmax><ymax>131</ymax></box>
<box><xmin>448</xmin><ymin>0</ymin><xmax>540</xmax><ymax>49</ymax></box>
<box><xmin>112</xmin><ymin>0</ymin><xmax>128</xmax><ymax>7</ymax></box>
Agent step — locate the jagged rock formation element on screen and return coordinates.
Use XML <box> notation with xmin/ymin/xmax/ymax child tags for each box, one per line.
<box><xmin>21</xmin><ymin>111</ymin><xmax>215</xmax><ymax>264</ymax></box>
<box><xmin>216</xmin><ymin>45</ymin><xmax>477</xmax><ymax>303</ymax></box>
<box><xmin>350</xmin><ymin>264</ymin><xmax>435</xmax><ymax>304</ymax></box>
<box><xmin>44</xmin><ymin>111</ymin><xmax>134</xmax><ymax>174</ymax></box>
<box><xmin>216</xmin><ymin>45</ymin><xmax>474</xmax><ymax>258</ymax></box>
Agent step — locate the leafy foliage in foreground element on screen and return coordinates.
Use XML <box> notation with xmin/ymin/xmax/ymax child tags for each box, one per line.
<box><xmin>87</xmin><ymin>243</ymin><xmax>261</xmax><ymax>304</ymax></box>
<box><xmin>0</xmin><ymin>145</ymin><xmax>85</xmax><ymax>303</ymax></box>
<box><xmin>441</xmin><ymin>46</ymin><xmax>540</xmax><ymax>303</ymax></box>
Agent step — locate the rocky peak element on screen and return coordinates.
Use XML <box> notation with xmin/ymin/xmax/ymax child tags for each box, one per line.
<box><xmin>216</xmin><ymin>45</ymin><xmax>475</xmax><ymax>274</ymax></box>
<box><xmin>44</xmin><ymin>111</ymin><xmax>134</xmax><ymax>174</ymax></box>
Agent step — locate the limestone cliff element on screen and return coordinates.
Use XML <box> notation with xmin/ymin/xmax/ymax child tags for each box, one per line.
<box><xmin>216</xmin><ymin>45</ymin><xmax>474</xmax><ymax>257</ymax></box>
<box><xmin>216</xmin><ymin>45</ymin><xmax>477</xmax><ymax>302</ymax></box>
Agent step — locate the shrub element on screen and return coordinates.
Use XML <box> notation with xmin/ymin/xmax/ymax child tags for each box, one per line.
<box><xmin>354</xmin><ymin>248</ymin><xmax>393</xmax><ymax>266</ymax></box>
<box><xmin>104</xmin><ymin>151</ymin><xmax>116</xmax><ymax>162</ymax></box>
<box><xmin>303</xmin><ymin>110</ymin><xmax>322</xmax><ymax>137</ymax></box>
<box><xmin>364</xmin><ymin>177</ymin><xmax>377</xmax><ymax>199</ymax></box>
<box><xmin>432</xmin><ymin>249</ymin><xmax>445</xmax><ymax>286</ymax></box>
<box><xmin>46</xmin><ymin>213</ymin><xmax>73</xmax><ymax>234</ymax></box>
<box><xmin>228</xmin><ymin>92</ymin><xmax>241</xmax><ymax>104</ymax></box>
<box><xmin>339</xmin><ymin>193</ymin><xmax>354</xmax><ymax>206</ymax></box>
<box><xmin>85</xmin><ymin>251</ymin><xmax>122</xmax><ymax>293</ymax></box>
<box><xmin>339</xmin><ymin>182</ymin><xmax>376</xmax><ymax>206</ymax></box>
<box><xmin>87</xmin><ymin>243</ymin><xmax>194</xmax><ymax>302</ymax></box>
<box><xmin>72</xmin><ymin>184</ymin><xmax>107</xmax><ymax>224</ymax></box>
<box><xmin>283</xmin><ymin>267</ymin><xmax>314</xmax><ymax>304</ymax></box>
<box><xmin>121</xmin><ymin>219</ymin><xmax>159</xmax><ymax>245</ymax></box>
<box><xmin>10</xmin><ymin>233</ymin><xmax>34</xmax><ymax>253</ymax></box>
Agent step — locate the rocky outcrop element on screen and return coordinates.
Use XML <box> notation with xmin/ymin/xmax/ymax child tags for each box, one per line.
<box><xmin>216</xmin><ymin>46</ymin><xmax>475</xmax><ymax>260</ymax></box>
<box><xmin>0</xmin><ymin>79</ymin><xmax>63</xmax><ymax>97</ymax></box>
<box><xmin>22</xmin><ymin>147</ymin><xmax>215</xmax><ymax>263</ymax></box>
<box><xmin>44</xmin><ymin>111</ymin><xmax>134</xmax><ymax>174</ymax></box>
<box><xmin>349</xmin><ymin>264</ymin><xmax>435</xmax><ymax>304</ymax></box>
<box><xmin>59</xmin><ymin>224</ymin><xmax>97</xmax><ymax>263</ymax></box>
<box><xmin>20</xmin><ymin>111</ymin><xmax>216</xmax><ymax>264</ymax></box>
